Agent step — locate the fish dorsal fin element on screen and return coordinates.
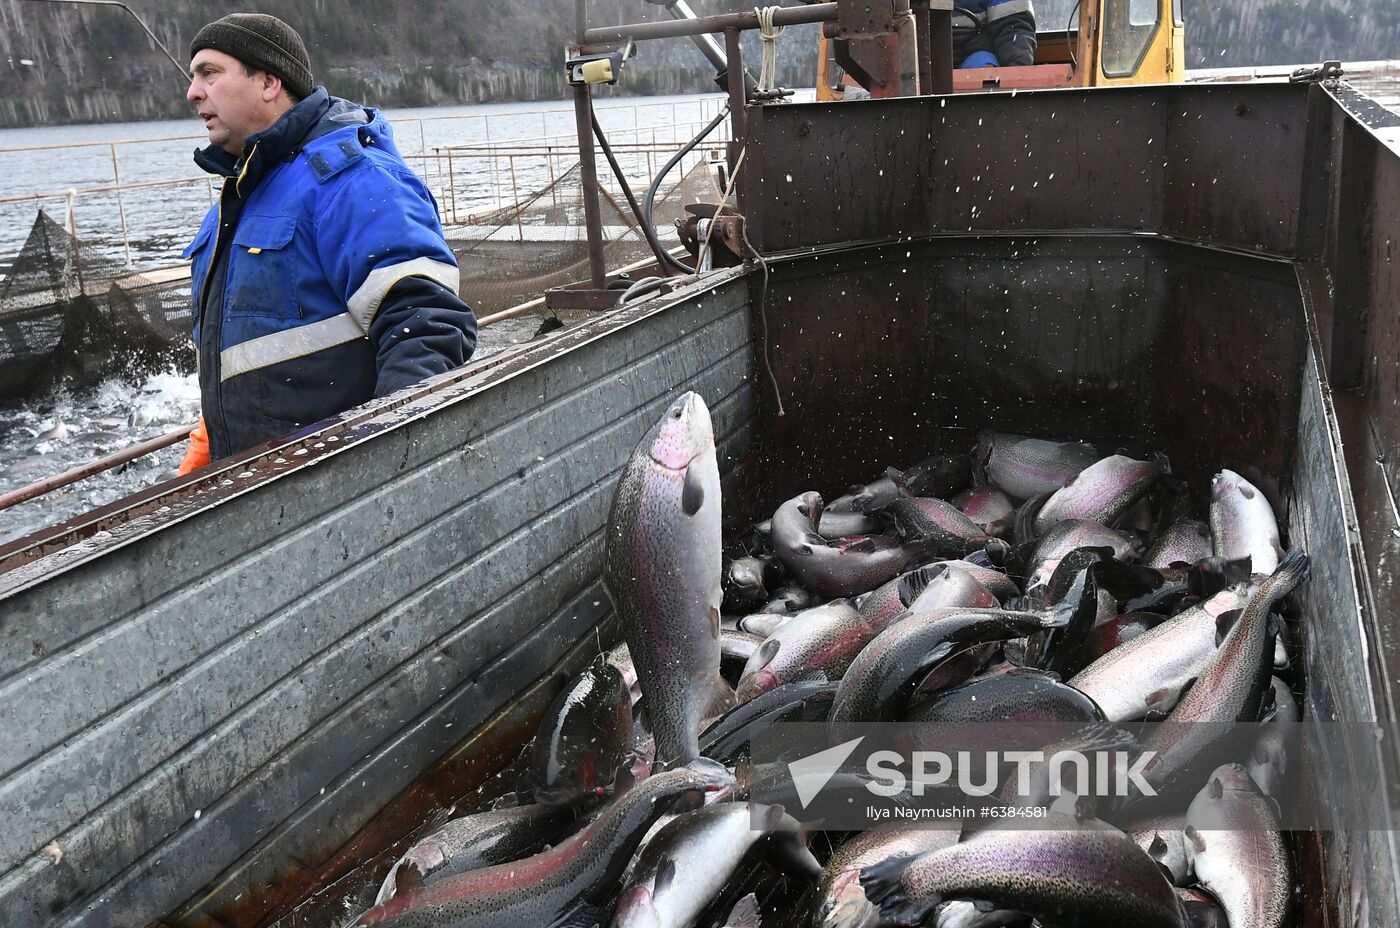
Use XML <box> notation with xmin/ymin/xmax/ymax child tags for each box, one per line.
<box><xmin>1148</xmin><ymin>834</ymin><xmax>1170</xmax><ymax>860</ymax></box>
<box><xmin>897</xmin><ymin>564</ymin><xmax>943</xmax><ymax>606</ymax></box>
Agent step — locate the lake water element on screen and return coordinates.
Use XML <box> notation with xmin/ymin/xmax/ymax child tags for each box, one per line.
<box><xmin>0</xmin><ymin>93</ymin><xmax>731</xmax><ymax>271</ymax></box>
<box><xmin>0</xmin><ymin>92</ymin><xmax>739</xmax><ymax>546</ymax></box>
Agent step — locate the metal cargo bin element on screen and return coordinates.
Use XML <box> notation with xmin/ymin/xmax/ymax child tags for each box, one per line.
<box><xmin>0</xmin><ymin>79</ymin><xmax>1397</xmax><ymax>926</ymax></box>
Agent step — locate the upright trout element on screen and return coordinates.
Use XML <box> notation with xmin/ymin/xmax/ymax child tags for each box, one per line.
<box><xmin>603</xmin><ymin>392</ymin><xmax>732</xmax><ymax>768</ymax></box>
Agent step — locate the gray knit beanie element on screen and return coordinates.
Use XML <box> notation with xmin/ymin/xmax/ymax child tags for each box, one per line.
<box><xmin>190</xmin><ymin>13</ymin><xmax>314</xmax><ymax>100</ymax></box>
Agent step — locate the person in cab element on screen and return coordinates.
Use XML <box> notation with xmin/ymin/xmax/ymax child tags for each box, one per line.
<box><xmin>953</xmin><ymin>0</ymin><xmax>1037</xmax><ymax>68</ymax></box>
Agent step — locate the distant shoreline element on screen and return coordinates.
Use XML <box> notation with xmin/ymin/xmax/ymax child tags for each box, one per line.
<box><xmin>0</xmin><ymin>63</ymin><xmax>734</xmax><ymax>130</ymax></box>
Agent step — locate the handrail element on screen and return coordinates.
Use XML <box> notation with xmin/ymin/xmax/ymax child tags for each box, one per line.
<box><xmin>0</xmin><ymin>175</ymin><xmax>210</xmax><ymax>206</ymax></box>
<box><xmin>0</xmin><ymin>98</ymin><xmax>726</xmax><ymax>156</ymax></box>
<box><xmin>0</xmin><ymin>426</ymin><xmax>192</xmax><ymax>511</ymax></box>
<box><xmin>0</xmin><ymin>246</ymin><xmax>686</xmax><ymax>512</ymax></box>
<box><xmin>0</xmin><ymin>133</ymin><xmax>205</xmax><ymax>154</ymax></box>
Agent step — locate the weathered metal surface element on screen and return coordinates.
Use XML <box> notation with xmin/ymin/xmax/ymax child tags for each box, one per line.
<box><xmin>1289</xmin><ymin>322</ymin><xmax>1400</xmax><ymax>928</ymax></box>
<box><xmin>187</xmin><ymin>610</ymin><xmax>619</xmax><ymax>928</ymax></box>
<box><xmin>748</xmin><ymin>234</ymin><xmax>1302</xmax><ymax>503</ymax></box>
<box><xmin>1348</xmin><ymin>92</ymin><xmax>1400</xmax><ymax>514</ymax></box>
<box><xmin>1162</xmin><ymin>83</ymin><xmax>1309</xmax><ymax>254</ymax></box>
<box><xmin>0</xmin><ymin>274</ymin><xmax>757</xmax><ymax>928</ymax></box>
<box><xmin>740</xmin><ymin>87</ymin><xmax>1166</xmax><ymax>251</ymax></box>
<box><xmin>739</xmin><ymin>83</ymin><xmax>1321</xmax><ymax>257</ymax></box>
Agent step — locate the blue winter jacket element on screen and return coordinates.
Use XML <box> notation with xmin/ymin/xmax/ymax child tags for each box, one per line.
<box><xmin>186</xmin><ymin>88</ymin><xmax>477</xmax><ymax>460</ymax></box>
<box><xmin>952</xmin><ymin>0</ymin><xmax>1037</xmax><ymax>67</ymax></box>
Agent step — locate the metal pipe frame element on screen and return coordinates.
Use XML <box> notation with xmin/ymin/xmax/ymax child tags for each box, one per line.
<box><xmin>581</xmin><ymin>2</ymin><xmax>838</xmax><ymax>45</ymax></box>
<box><xmin>573</xmin><ymin>0</ymin><xmax>610</xmax><ymax>291</ymax></box>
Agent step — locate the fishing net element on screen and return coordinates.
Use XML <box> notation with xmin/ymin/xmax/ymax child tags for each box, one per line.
<box><xmin>0</xmin><ymin>210</ymin><xmax>194</xmax><ymax>402</ymax></box>
<box><xmin>444</xmin><ymin>157</ymin><xmax>723</xmax><ymax>316</ymax></box>
<box><xmin>0</xmin><ymin>150</ymin><xmax>724</xmax><ymax>401</ymax></box>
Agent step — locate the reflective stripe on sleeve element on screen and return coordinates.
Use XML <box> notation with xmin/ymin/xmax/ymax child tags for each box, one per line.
<box><xmin>220</xmin><ymin>312</ymin><xmax>364</xmax><ymax>381</ymax></box>
<box><xmin>986</xmin><ymin>0</ymin><xmax>1034</xmax><ymax>21</ymax></box>
<box><xmin>345</xmin><ymin>257</ymin><xmax>461</xmax><ymax>331</ymax></box>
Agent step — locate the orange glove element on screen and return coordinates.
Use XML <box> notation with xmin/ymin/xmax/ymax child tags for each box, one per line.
<box><xmin>178</xmin><ymin>417</ymin><xmax>210</xmax><ymax>475</ymax></box>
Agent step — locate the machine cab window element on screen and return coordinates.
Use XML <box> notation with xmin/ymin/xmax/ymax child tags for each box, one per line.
<box><xmin>1102</xmin><ymin>0</ymin><xmax>1164</xmax><ymax>76</ymax></box>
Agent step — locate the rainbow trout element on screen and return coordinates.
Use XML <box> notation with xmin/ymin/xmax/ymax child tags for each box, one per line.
<box><xmin>1186</xmin><ymin>764</ymin><xmax>1291</xmax><ymax>928</ymax></box>
<box><xmin>351</xmin><ymin>760</ymin><xmax>734</xmax><ymax>928</ymax></box>
<box><xmin>614</xmin><ymin>802</ymin><xmax>820</xmax><ymax>928</ymax></box>
<box><xmin>815</xmin><ymin>821</ymin><xmax>961</xmax><ymax>928</ymax></box>
<box><xmin>860</xmin><ymin>807</ymin><xmax>1184</xmax><ymax>928</ymax></box>
<box><xmin>603</xmin><ymin>392</ymin><xmax>732</xmax><ymax>768</ymax></box>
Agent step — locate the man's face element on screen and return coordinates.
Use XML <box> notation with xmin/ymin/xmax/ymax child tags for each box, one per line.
<box><xmin>187</xmin><ymin>49</ymin><xmax>278</xmax><ymax>157</ymax></box>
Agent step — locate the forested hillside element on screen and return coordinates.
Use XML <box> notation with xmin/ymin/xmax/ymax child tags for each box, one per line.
<box><xmin>1</xmin><ymin>0</ymin><xmax>1396</xmax><ymax>128</ymax></box>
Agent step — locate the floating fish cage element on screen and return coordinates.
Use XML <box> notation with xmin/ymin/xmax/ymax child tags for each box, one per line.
<box><xmin>0</xmin><ymin>76</ymin><xmax>1397</xmax><ymax>928</ymax></box>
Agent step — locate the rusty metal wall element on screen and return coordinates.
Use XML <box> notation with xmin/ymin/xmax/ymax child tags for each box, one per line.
<box><xmin>1289</xmin><ymin>327</ymin><xmax>1400</xmax><ymax>928</ymax></box>
<box><xmin>1317</xmin><ymin>88</ymin><xmax>1400</xmax><ymax>912</ymax></box>
<box><xmin>0</xmin><ymin>273</ymin><xmax>758</xmax><ymax>928</ymax></box>
<box><xmin>739</xmin><ymin>83</ymin><xmax>1310</xmax><ymax>257</ymax></box>
<box><xmin>1162</xmin><ymin>83</ymin><xmax>1309</xmax><ymax>254</ymax></box>
<box><xmin>741</xmin><ymin>89</ymin><xmax>1163</xmax><ymax>249</ymax></box>
<box><xmin>750</xmin><ymin>235</ymin><xmax>1303</xmax><ymax>506</ymax></box>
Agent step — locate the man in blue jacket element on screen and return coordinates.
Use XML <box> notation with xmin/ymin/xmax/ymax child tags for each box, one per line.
<box><xmin>953</xmin><ymin>0</ymin><xmax>1037</xmax><ymax>68</ymax></box>
<box><xmin>179</xmin><ymin>13</ymin><xmax>477</xmax><ymax>468</ymax></box>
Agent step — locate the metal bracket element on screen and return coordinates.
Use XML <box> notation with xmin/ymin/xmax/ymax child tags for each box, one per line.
<box><xmin>1289</xmin><ymin>60</ymin><xmax>1344</xmax><ymax>85</ymax></box>
<box><xmin>544</xmin><ymin>287</ymin><xmax>623</xmax><ymax>312</ymax></box>
<box><xmin>677</xmin><ymin>204</ymin><xmax>747</xmax><ymax>267</ymax></box>
<box><xmin>565</xmin><ymin>40</ymin><xmax>635</xmax><ymax>85</ymax></box>
<box><xmin>824</xmin><ymin>0</ymin><xmax>919</xmax><ymax>98</ymax></box>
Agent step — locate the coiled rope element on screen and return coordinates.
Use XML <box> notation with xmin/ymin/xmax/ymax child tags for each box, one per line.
<box><xmin>755</xmin><ymin>6</ymin><xmax>785</xmax><ymax>92</ymax></box>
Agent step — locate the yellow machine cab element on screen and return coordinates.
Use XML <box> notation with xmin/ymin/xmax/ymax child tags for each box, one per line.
<box><xmin>818</xmin><ymin>0</ymin><xmax>1185</xmax><ymax>98</ymax></box>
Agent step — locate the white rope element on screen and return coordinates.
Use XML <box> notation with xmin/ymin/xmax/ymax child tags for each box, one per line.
<box><xmin>755</xmin><ymin>6</ymin><xmax>785</xmax><ymax>92</ymax></box>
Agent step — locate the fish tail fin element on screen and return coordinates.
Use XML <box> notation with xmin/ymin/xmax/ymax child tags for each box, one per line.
<box><xmin>859</xmin><ymin>853</ymin><xmax>940</xmax><ymax>926</ymax></box>
<box><xmin>1189</xmin><ymin>555</ymin><xmax>1254</xmax><ymax>599</ymax></box>
<box><xmin>1267</xmin><ymin>550</ymin><xmax>1311</xmax><ymax>599</ymax></box>
<box><xmin>371</xmin><ymin>860</ymin><xmax>400</xmax><ymax>907</ymax></box>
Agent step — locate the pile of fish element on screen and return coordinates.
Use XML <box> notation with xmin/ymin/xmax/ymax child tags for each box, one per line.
<box><xmin>348</xmin><ymin>394</ymin><xmax>1309</xmax><ymax>928</ymax></box>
